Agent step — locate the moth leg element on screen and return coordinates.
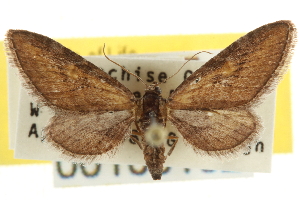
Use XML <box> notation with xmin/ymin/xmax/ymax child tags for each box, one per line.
<box><xmin>130</xmin><ymin>131</ymin><xmax>143</xmax><ymax>150</ymax></box>
<box><xmin>135</xmin><ymin>120</ymin><xmax>142</xmax><ymax>133</ymax></box>
<box><xmin>132</xmin><ymin>129</ymin><xmax>143</xmax><ymax>136</ymax></box>
<box><xmin>167</xmin><ymin>135</ymin><xmax>178</xmax><ymax>156</ymax></box>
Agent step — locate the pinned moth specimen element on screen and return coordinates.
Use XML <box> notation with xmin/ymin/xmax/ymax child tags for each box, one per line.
<box><xmin>5</xmin><ymin>20</ymin><xmax>296</xmax><ymax>180</ymax></box>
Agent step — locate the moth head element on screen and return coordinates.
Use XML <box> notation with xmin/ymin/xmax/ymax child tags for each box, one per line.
<box><xmin>146</xmin><ymin>82</ymin><xmax>161</xmax><ymax>95</ymax></box>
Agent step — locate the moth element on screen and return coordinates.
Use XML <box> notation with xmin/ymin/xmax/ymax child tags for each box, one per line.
<box><xmin>5</xmin><ymin>20</ymin><xmax>296</xmax><ymax>180</ymax></box>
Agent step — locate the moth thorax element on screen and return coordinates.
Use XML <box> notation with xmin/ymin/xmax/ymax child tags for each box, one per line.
<box><xmin>145</xmin><ymin>123</ymin><xmax>168</xmax><ymax>147</ymax></box>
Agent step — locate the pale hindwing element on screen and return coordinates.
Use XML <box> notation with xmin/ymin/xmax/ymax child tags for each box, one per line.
<box><xmin>44</xmin><ymin>110</ymin><xmax>134</xmax><ymax>161</ymax></box>
<box><xmin>168</xmin><ymin>21</ymin><xmax>296</xmax><ymax>110</ymax></box>
<box><xmin>5</xmin><ymin>30</ymin><xmax>135</xmax><ymax>112</ymax></box>
<box><xmin>168</xmin><ymin>109</ymin><xmax>260</xmax><ymax>156</ymax></box>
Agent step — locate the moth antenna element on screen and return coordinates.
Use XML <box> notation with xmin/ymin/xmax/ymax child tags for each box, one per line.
<box><xmin>159</xmin><ymin>51</ymin><xmax>213</xmax><ymax>84</ymax></box>
<box><xmin>103</xmin><ymin>44</ymin><xmax>147</xmax><ymax>87</ymax></box>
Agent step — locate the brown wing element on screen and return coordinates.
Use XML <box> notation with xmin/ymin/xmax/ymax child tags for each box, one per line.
<box><xmin>168</xmin><ymin>109</ymin><xmax>260</xmax><ymax>156</ymax></box>
<box><xmin>44</xmin><ymin>110</ymin><xmax>134</xmax><ymax>161</ymax></box>
<box><xmin>167</xmin><ymin>20</ymin><xmax>296</xmax><ymax>156</ymax></box>
<box><xmin>167</xmin><ymin>20</ymin><xmax>296</xmax><ymax>110</ymax></box>
<box><xmin>5</xmin><ymin>30</ymin><xmax>135</xmax><ymax>112</ymax></box>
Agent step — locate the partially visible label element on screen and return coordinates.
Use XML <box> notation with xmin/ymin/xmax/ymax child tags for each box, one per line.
<box><xmin>53</xmin><ymin>162</ymin><xmax>253</xmax><ymax>187</ymax></box>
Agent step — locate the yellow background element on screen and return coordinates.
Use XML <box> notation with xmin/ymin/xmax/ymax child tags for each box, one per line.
<box><xmin>0</xmin><ymin>33</ymin><xmax>292</xmax><ymax>165</ymax></box>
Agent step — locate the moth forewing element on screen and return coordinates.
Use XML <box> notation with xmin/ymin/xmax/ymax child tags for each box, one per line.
<box><xmin>5</xmin><ymin>30</ymin><xmax>136</xmax><ymax>112</ymax></box>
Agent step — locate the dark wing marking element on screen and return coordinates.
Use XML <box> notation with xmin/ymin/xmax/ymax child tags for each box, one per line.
<box><xmin>167</xmin><ymin>20</ymin><xmax>296</xmax><ymax>110</ymax></box>
<box><xmin>5</xmin><ymin>30</ymin><xmax>135</xmax><ymax>112</ymax></box>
